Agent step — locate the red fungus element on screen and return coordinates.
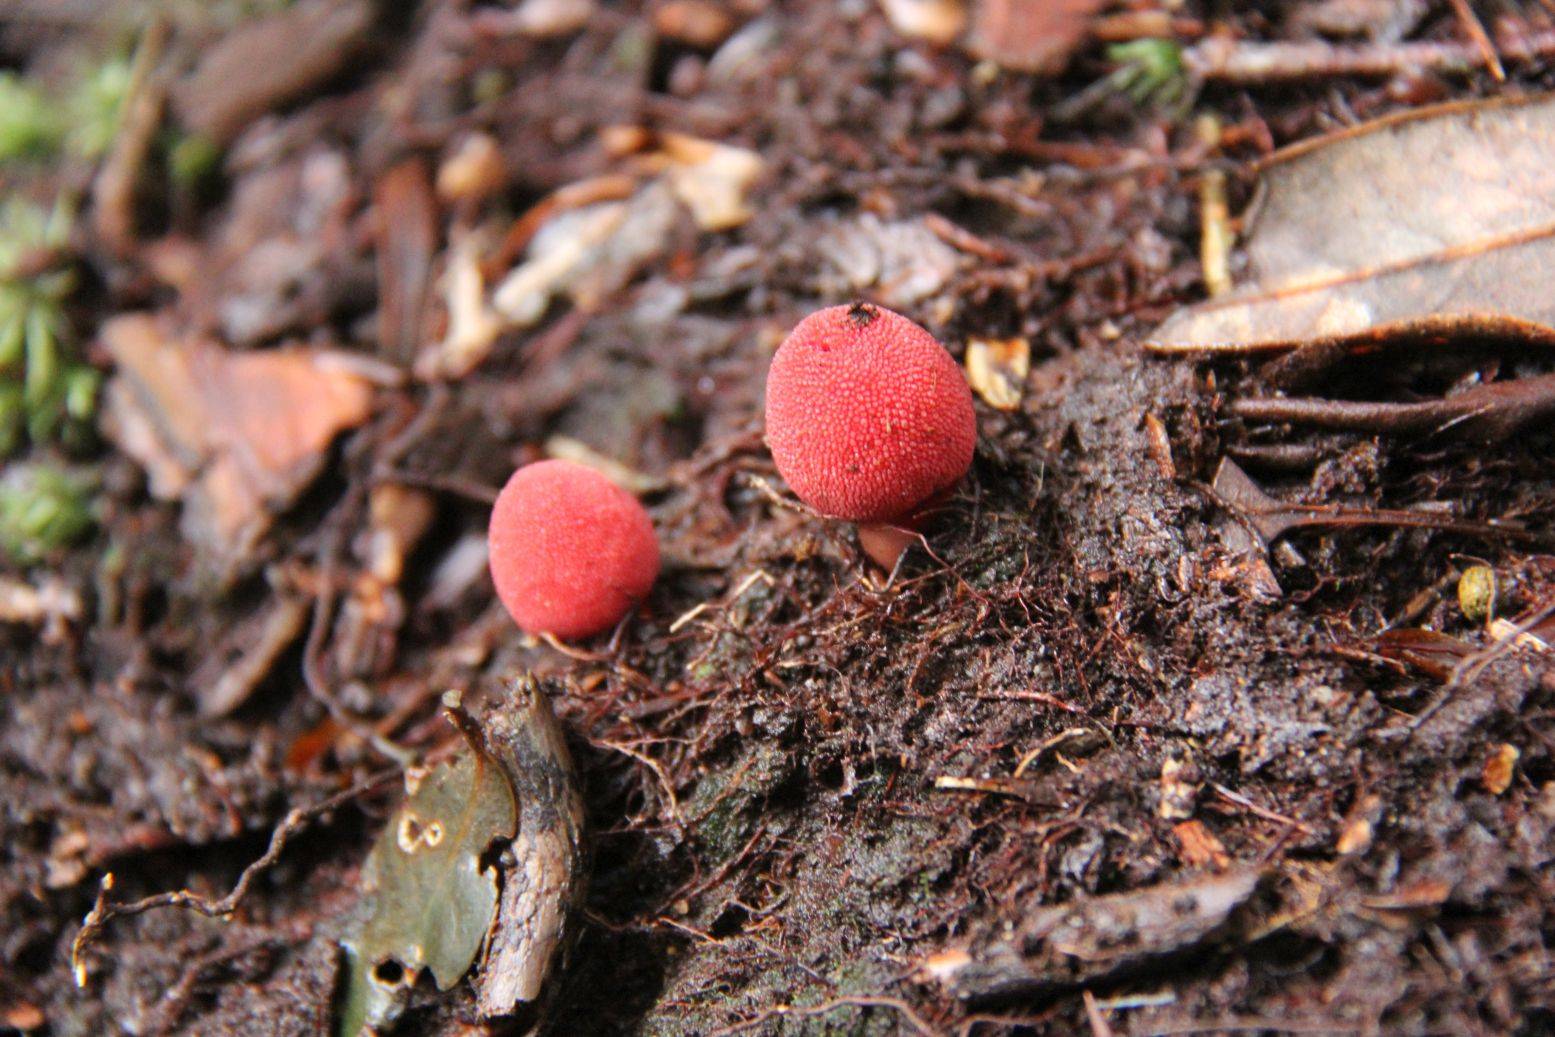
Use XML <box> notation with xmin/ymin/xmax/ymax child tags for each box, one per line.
<box><xmin>765</xmin><ymin>302</ymin><xmax>976</xmax><ymax>563</ymax></box>
<box><xmin>487</xmin><ymin>459</ymin><xmax>660</xmax><ymax>640</ymax></box>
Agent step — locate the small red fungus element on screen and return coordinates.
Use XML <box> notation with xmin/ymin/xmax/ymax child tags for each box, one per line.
<box><xmin>765</xmin><ymin>302</ymin><xmax>976</xmax><ymax>562</ymax></box>
<box><xmin>487</xmin><ymin>459</ymin><xmax>660</xmax><ymax>640</ymax></box>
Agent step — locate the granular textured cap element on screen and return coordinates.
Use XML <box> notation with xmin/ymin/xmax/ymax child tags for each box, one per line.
<box><xmin>765</xmin><ymin>303</ymin><xmax>977</xmax><ymax>523</ymax></box>
<box><xmin>488</xmin><ymin>459</ymin><xmax>660</xmax><ymax>640</ymax></box>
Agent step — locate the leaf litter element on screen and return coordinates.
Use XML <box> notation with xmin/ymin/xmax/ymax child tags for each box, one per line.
<box><xmin>1149</xmin><ymin>94</ymin><xmax>1555</xmax><ymax>354</ymax></box>
<box><xmin>338</xmin><ymin>739</ymin><xmax>517</xmax><ymax>1036</ymax></box>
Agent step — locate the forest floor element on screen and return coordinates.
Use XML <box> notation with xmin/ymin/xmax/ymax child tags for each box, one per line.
<box><xmin>3</xmin><ymin>2</ymin><xmax>1555</xmax><ymax>1035</ymax></box>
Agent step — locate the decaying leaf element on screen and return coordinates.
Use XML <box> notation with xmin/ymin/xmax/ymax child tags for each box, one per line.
<box><xmin>436</xmin><ymin>133</ymin><xmax>506</xmax><ymax>206</ymax></box>
<box><xmin>1149</xmin><ymin>94</ymin><xmax>1555</xmax><ymax>354</ymax></box>
<box><xmin>99</xmin><ymin>315</ymin><xmax>373</xmax><ymax>572</ymax></box>
<box><xmin>338</xmin><ymin>745</ymin><xmax>518</xmax><ymax>1036</ymax></box>
<box><xmin>653</xmin><ymin>0</ymin><xmax>736</xmax><ymax>48</ymax></box>
<box><xmin>506</xmin><ymin>0</ymin><xmax>597</xmax><ymax>38</ymax></box>
<box><xmin>0</xmin><ymin>573</ymin><xmax>80</xmax><ymax>644</ymax></box>
<box><xmin>964</xmin><ymin>337</ymin><xmax>1029</xmax><ymax>410</ymax></box>
<box><xmin>475</xmin><ymin>677</ymin><xmax>586</xmax><ymax>1018</ymax></box>
<box><xmin>1173</xmin><ymin>820</ymin><xmax>1231</xmax><ymax>871</ymax></box>
<box><xmin>922</xmin><ymin>868</ymin><xmax>1265</xmax><ymax>1002</ymax></box>
<box><xmin>658</xmin><ymin>133</ymin><xmax>764</xmax><ymax>232</ymax></box>
<box><xmin>819</xmin><ymin>214</ymin><xmax>962</xmax><ymax>308</ymax></box>
<box><xmin>172</xmin><ymin>0</ymin><xmax>376</xmax><ymax>145</ymax></box>
<box><xmin>491</xmin><ymin>185</ymin><xmax>670</xmax><ymax>328</ymax></box>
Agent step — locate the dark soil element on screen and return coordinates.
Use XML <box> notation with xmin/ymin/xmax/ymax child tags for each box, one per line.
<box><xmin>3</xmin><ymin>2</ymin><xmax>1555</xmax><ymax>1036</ymax></box>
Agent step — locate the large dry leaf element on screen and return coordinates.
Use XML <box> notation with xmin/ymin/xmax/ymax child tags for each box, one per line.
<box><xmin>1149</xmin><ymin>94</ymin><xmax>1555</xmax><ymax>354</ymax></box>
<box><xmin>100</xmin><ymin>314</ymin><xmax>373</xmax><ymax>569</ymax></box>
<box><xmin>338</xmin><ymin>747</ymin><xmax>518</xmax><ymax>1036</ymax></box>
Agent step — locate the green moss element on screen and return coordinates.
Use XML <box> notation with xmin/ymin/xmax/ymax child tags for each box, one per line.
<box><xmin>0</xmin><ymin>463</ymin><xmax>96</xmax><ymax>563</ymax></box>
<box><xmin>0</xmin><ymin>73</ymin><xmax>63</xmax><ymax>163</ymax></box>
<box><xmin>0</xmin><ymin>197</ymin><xmax>96</xmax><ymax>456</ymax></box>
<box><xmin>65</xmin><ymin>55</ymin><xmax>132</xmax><ymax>160</ymax></box>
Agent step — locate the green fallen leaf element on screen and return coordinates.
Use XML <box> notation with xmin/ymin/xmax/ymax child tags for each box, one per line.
<box><xmin>338</xmin><ymin>747</ymin><xmax>517</xmax><ymax>1037</ymax></box>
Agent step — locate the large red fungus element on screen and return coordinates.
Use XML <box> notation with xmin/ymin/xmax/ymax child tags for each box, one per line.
<box><xmin>487</xmin><ymin>459</ymin><xmax>660</xmax><ymax>640</ymax></box>
<box><xmin>765</xmin><ymin>302</ymin><xmax>976</xmax><ymax>563</ymax></box>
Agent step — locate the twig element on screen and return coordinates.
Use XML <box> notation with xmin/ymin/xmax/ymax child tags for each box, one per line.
<box><xmin>1409</xmin><ymin>597</ymin><xmax>1555</xmax><ymax>732</ymax></box>
<box><xmin>1231</xmin><ymin>372</ymin><xmax>1555</xmax><ymax>446</ymax></box>
<box><xmin>302</xmin><ymin>481</ymin><xmax>415</xmax><ymax>767</ymax></box>
<box><xmin>1184</xmin><ymin>28</ymin><xmax>1555</xmax><ymax>83</ymax></box>
<box><xmin>1195</xmin><ymin>115</ymin><xmax>1233</xmax><ymax>299</ymax></box>
<box><xmin>1084</xmin><ymin>990</ymin><xmax>1116</xmax><ymax>1037</ymax></box>
<box><xmin>71</xmin><ymin>768</ymin><xmax>399</xmax><ymax>983</ymax></box>
<box><xmin>1446</xmin><ymin>0</ymin><xmax>1504</xmax><ymax>81</ymax></box>
<box><xmin>1210</xmin><ymin>782</ymin><xmax>1312</xmax><ymax>834</ymax></box>
<box><xmin>92</xmin><ymin>15</ymin><xmax>169</xmax><ymax>256</ymax></box>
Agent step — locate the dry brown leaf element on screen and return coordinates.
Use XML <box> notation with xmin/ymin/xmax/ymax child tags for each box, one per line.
<box><xmin>1149</xmin><ymin>94</ymin><xmax>1555</xmax><ymax>354</ymax></box>
<box><xmin>100</xmin><ymin>315</ymin><xmax>373</xmax><ymax>570</ymax></box>
<box><xmin>964</xmin><ymin>337</ymin><xmax>1029</xmax><ymax>410</ymax></box>
<box><xmin>964</xmin><ymin>0</ymin><xmax>1106</xmax><ymax>74</ymax></box>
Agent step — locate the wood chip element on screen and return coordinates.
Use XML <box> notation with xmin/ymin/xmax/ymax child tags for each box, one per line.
<box><xmin>964</xmin><ymin>337</ymin><xmax>1029</xmax><ymax>411</ymax></box>
<box><xmin>1173</xmin><ymin>820</ymin><xmax>1231</xmax><ymax>871</ymax></box>
<box><xmin>878</xmin><ymin>0</ymin><xmax>967</xmax><ymax>46</ymax></box>
<box><xmin>1483</xmin><ymin>743</ymin><xmax>1519</xmax><ymax>796</ymax></box>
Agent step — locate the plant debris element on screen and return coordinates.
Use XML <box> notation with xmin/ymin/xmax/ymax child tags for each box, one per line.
<box><xmin>99</xmin><ymin>314</ymin><xmax>374</xmax><ymax>571</ymax></box>
<box><xmin>1149</xmin><ymin>94</ymin><xmax>1555</xmax><ymax>354</ymax></box>
<box><xmin>338</xmin><ymin>733</ymin><xmax>517</xmax><ymax>1036</ymax></box>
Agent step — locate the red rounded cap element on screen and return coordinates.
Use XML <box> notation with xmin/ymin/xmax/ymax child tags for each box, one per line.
<box><xmin>765</xmin><ymin>303</ymin><xmax>976</xmax><ymax>523</ymax></box>
<box><xmin>487</xmin><ymin>459</ymin><xmax>660</xmax><ymax>640</ymax></box>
